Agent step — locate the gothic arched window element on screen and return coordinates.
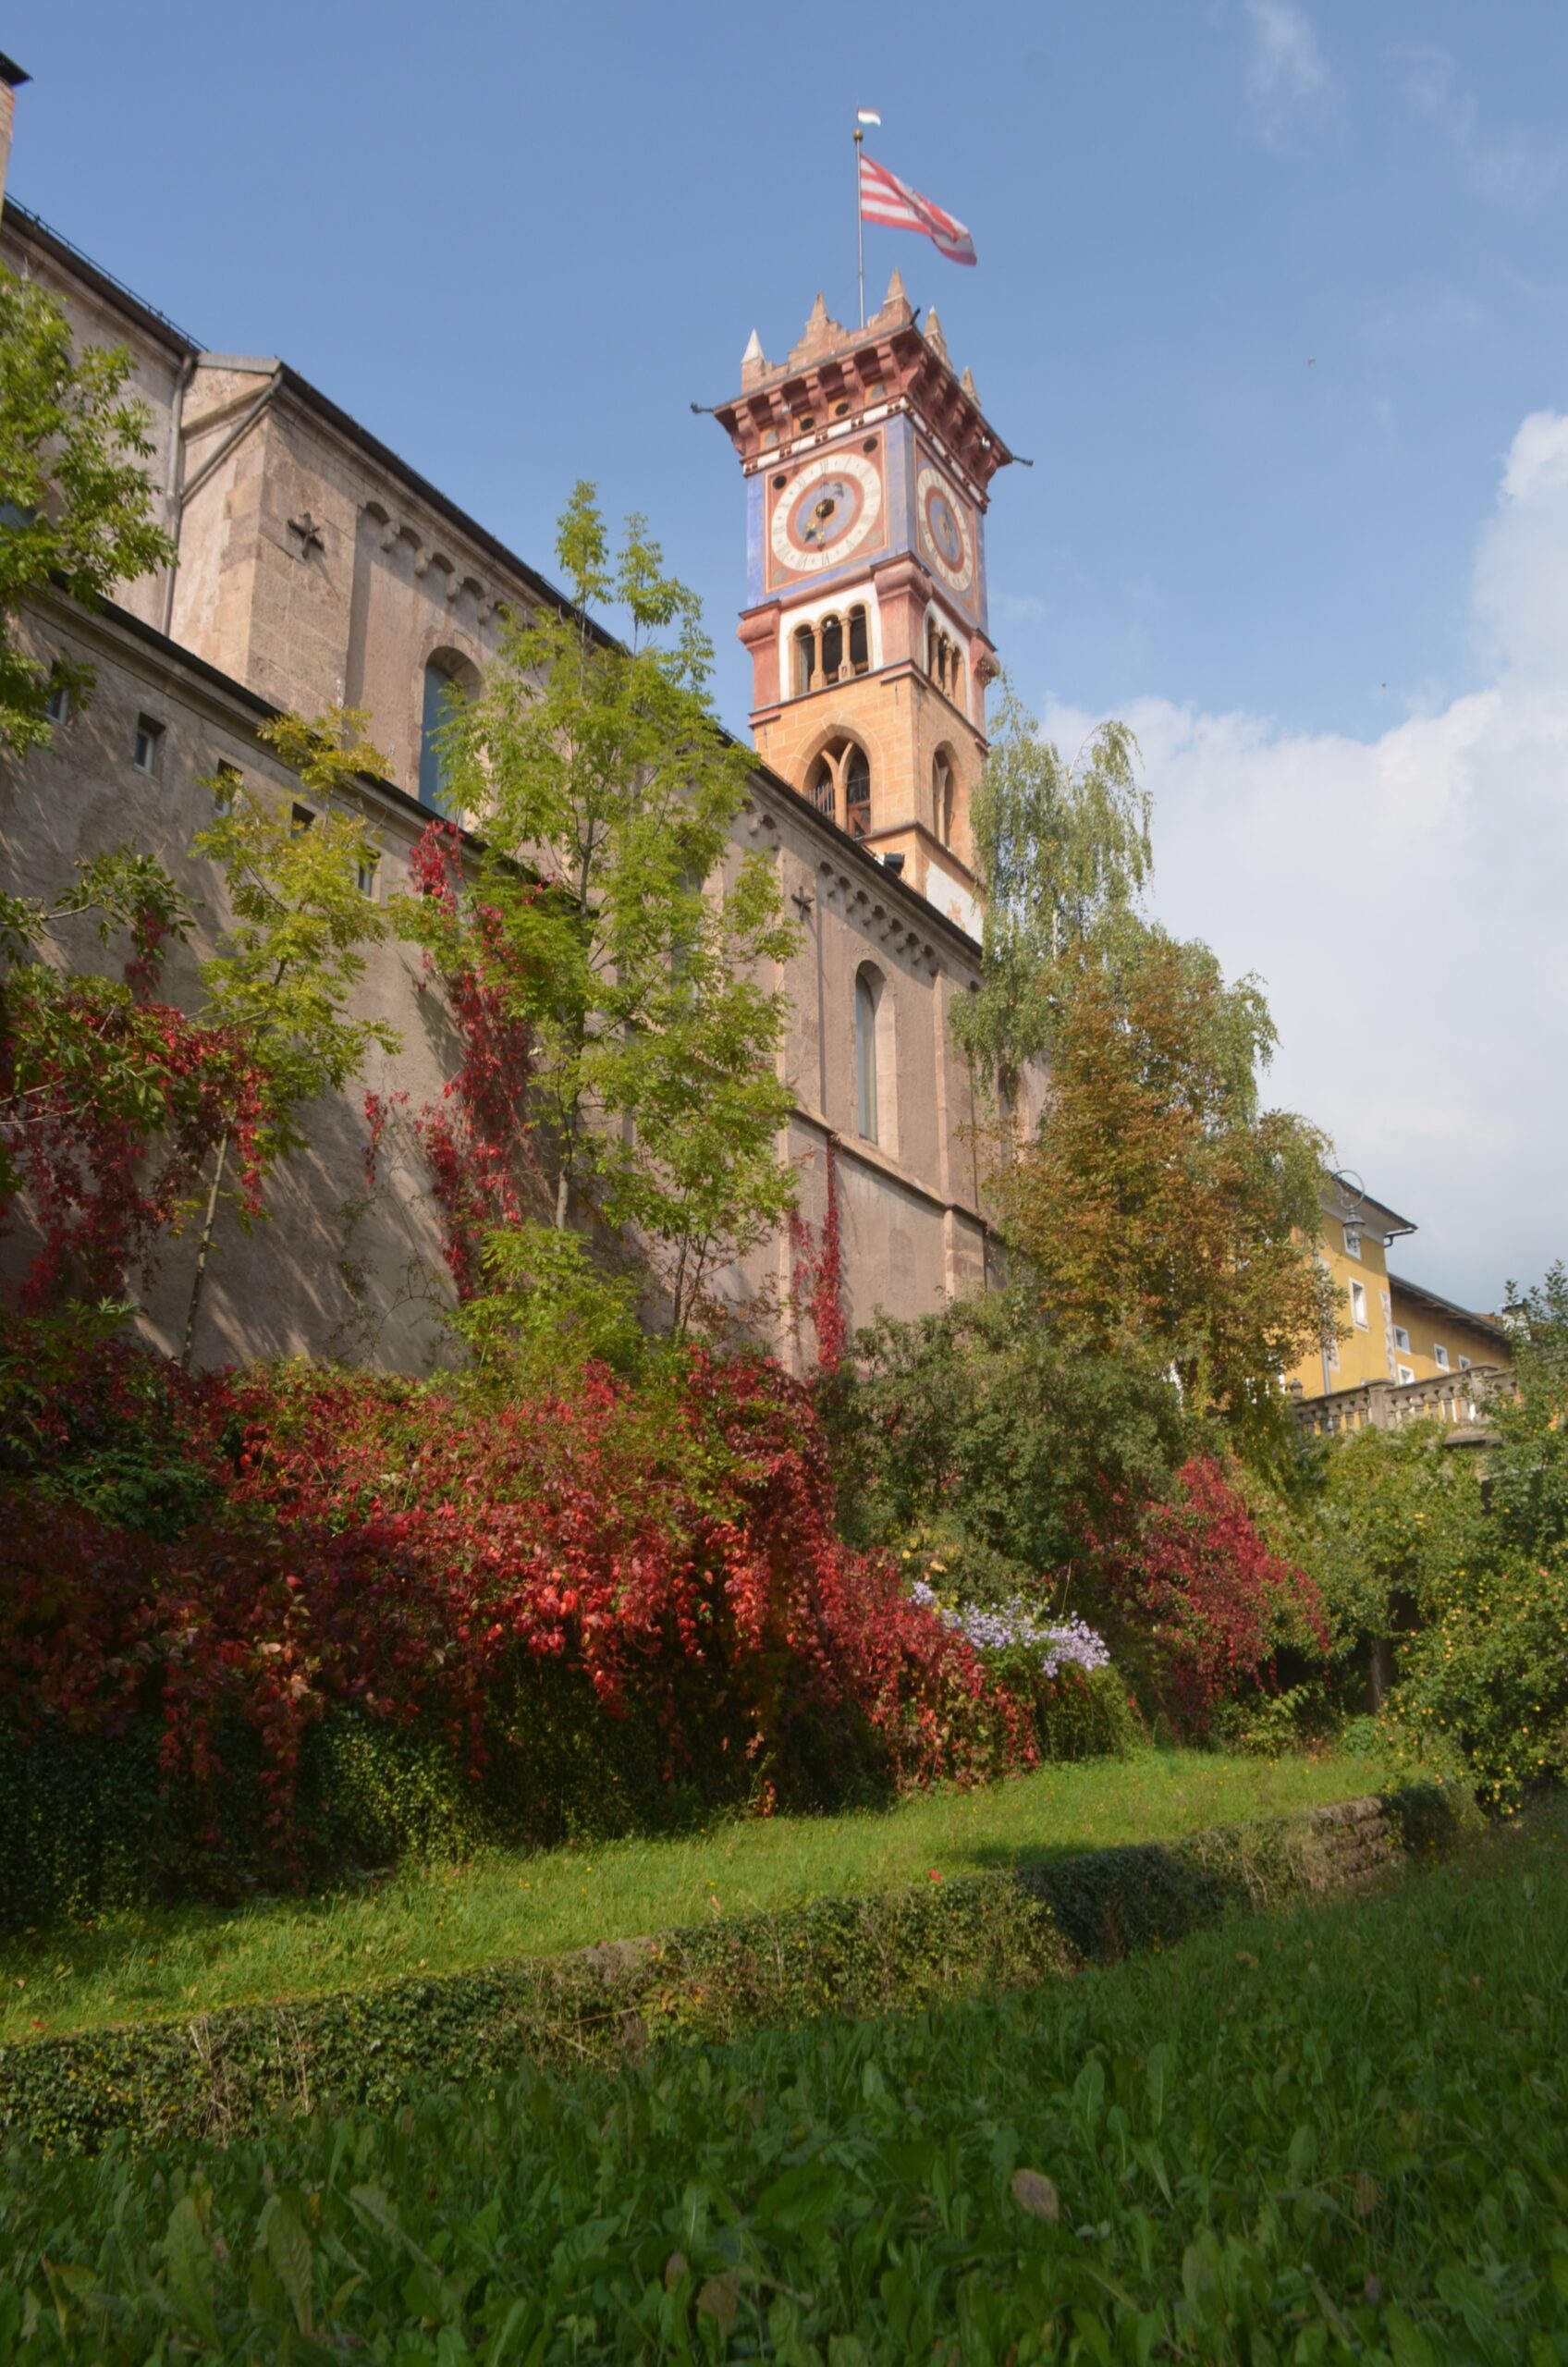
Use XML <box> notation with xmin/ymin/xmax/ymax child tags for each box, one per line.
<box><xmin>855</xmin><ymin>964</ymin><xmax>881</xmax><ymax>1143</ymax></box>
<box><xmin>821</xmin><ymin>613</ymin><xmax>844</xmax><ymax>681</ymax></box>
<box><xmin>793</xmin><ymin>623</ymin><xmax>816</xmax><ymax>696</ymax></box>
<box><xmin>807</xmin><ymin>753</ymin><xmax>837</xmax><ymax>818</ymax></box>
<box><xmin>844</xmin><ymin>745</ymin><xmax>871</xmax><ymax>840</ymax></box>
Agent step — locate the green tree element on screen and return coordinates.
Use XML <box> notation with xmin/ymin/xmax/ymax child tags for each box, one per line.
<box><xmin>181</xmin><ymin>709</ymin><xmax>400</xmax><ymax>1364</ymax></box>
<box><xmin>1486</xmin><ymin>1263</ymin><xmax>1568</xmax><ymax>1560</ymax></box>
<box><xmin>413</xmin><ymin>485</ymin><xmax>797</xmax><ymax>1341</ymax></box>
<box><xmin>0</xmin><ymin>265</ymin><xmax>175</xmax><ymax>754</ymax></box>
<box><xmin>830</xmin><ymin>1285</ymin><xmax>1192</xmax><ymax>1594</ymax></box>
<box><xmin>952</xmin><ymin>685</ymin><xmax>1151</xmax><ymax>1097</ymax></box>
<box><xmin>994</xmin><ymin>920</ymin><xmax>1329</xmax><ymax>1431</ymax></box>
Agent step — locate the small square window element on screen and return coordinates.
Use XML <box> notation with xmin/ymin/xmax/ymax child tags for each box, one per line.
<box><xmin>1343</xmin><ymin>1224</ymin><xmax>1362</xmax><ymax>1259</ymax></box>
<box><xmin>1393</xmin><ymin>1325</ymin><xmax>1410</xmax><ymax>1352</ymax></box>
<box><xmin>1433</xmin><ymin>1343</ymin><xmax>1450</xmax><ymax>1370</ymax></box>
<box><xmin>1396</xmin><ymin>1363</ymin><xmax>1415</xmax><ymax>1385</ymax></box>
<box><xmin>211</xmin><ymin>762</ymin><xmax>241</xmax><ymax>816</ymax></box>
<box><xmin>1459</xmin><ymin>1355</ymin><xmax>1472</xmax><ymax>1370</ymax></box>
<box><xmin>44</xmin><ymin>672</ymin><xmax>71</xmax><ymax>724</ymax></box>
<box><xmin>1350</xmin><ymin>1279</ymin><xmax>1368</xmax><ymax>1329</ymax></box>
<box><xmin>132</xmin><ymin>714</ymin><xmax>165</xmax><ymax>774</ymax></box>
<box><xmin>290</xmin><ymin>803</ymin><xmax>315</xmax><ymax>833</ymax></box>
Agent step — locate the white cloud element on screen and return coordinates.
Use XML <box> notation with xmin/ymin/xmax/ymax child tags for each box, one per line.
<box><xmin>1037</xmin><ymin>410</ymin><xmax>1568</xmax><ymax>1313</ymax></box>
<box><xmin>1397</xmin><ymin>44</ymin><xmax>1561</xmax><ymax>206</ymax></box>
<box><xmin>1243</xmin><ymin>0</ymin><xmax>1329</xmax><ymax>134</ymax></box>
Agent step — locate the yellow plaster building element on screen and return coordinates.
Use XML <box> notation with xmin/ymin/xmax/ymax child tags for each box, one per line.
<box><xmin>1287</xmin><ymin>1175</ymin><xmax>1513</xmax><ymax>1405</ymax></box>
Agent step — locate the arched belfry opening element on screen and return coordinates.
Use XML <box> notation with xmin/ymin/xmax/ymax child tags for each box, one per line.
<box><xmin>804</xmin><ymin>733</ymin><xmax>874</xmax><ymax>840</ymax></box>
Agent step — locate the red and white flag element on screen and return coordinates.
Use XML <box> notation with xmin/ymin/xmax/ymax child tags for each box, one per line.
<box><xmin>858</xmin><ymin>153</ymin><xmax>977</xmax><ymax>268</ymax></box>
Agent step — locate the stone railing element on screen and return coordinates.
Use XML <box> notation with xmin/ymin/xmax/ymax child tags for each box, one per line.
<box><xmin>1292</xmin><ymin>1362</ymin><xmax>1513</xmax><ymax>1443</ymax></box>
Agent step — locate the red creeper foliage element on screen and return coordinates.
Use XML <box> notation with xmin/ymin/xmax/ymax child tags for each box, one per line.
<box><xmin>366</xmin><ymin>823</ymin><xmax>537</xmax><ymax>1300</ymax></box>
<box><xmin>788</xmin><ymin>1134</ymin><xmax>848</xmax><ymax>1375</ymax></box>
<box><xmin>1103</xmin><ymin>1454</ymin><xmax>1327</xmax><ymax>1727</ymax></box>
<box><xmin>2</xmin><ymin>906</ymin><xmax>266</xmax><ymax>1308</ymax></box>
<box><xmin>0</xmin><ymin>1328</ymin><xmax>1034</xmax><ymax>1874</ymax></box>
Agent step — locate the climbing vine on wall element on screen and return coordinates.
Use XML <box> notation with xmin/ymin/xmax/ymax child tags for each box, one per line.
<box><xmin>366</xmin><ymin>821</ymin><xmax>538</xmax><ymax>1301</ymax></box>
<box><xmin>789</xmin><ymin>1134</ymin><xmax>847</xmax><ymax>1374</ymax></box>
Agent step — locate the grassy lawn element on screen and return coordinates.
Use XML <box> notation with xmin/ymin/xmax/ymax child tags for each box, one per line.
<box><xmin>0</xmin><ymin>1747</ymin><xmax>1390</xmax><ymax>2044</ymax></box>
<box><xmin>3</xmin><ymin>1795</ymin><xmax>1560</xmax><ymax>2362</ymax></box>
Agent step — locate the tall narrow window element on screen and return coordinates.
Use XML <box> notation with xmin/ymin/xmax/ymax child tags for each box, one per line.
<box><xmin>419</xmin><ymin>654</ymin><xmax>476</xmax><ymax>815</ymax></box>
<box><xmin>855</xmin><ymin>967</ymin><xmax>879</xmax><ymax>1142</ymax></box>
<box><xmin>848</xmin><ymin>605</ymin><xmax>869</xmax><ymax>675</ymax></box>
<box><xmin>793</xmin><ymin>623</ymin><xmax>816</xmax><ymax>696</ymax></box>
<box><xmin>934</xmin><ymin>753</ymin><xmax>954</xmax><ymax>846</ymax></box>
<box><xmin>844</xmin><ymin>745</ymin><xmax>871</xmax><ymax>839</ymax></box>
<box><xmin>820</xmin><ymin>614</ymin><xmax>843</xmax><ymax>681</ymax></box>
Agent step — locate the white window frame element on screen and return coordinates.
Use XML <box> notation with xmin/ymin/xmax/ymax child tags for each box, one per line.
<box><xmin>1393</xmin><ymin>1325</ymin><xmax>1410</xmax><ymax>1353</ymax></box>
<box><xmin>132</xmin><ymin>714</ymin><xmax>165</xmax><ymax>776</ymax></box>
<box><xmin>1459</xmin><ymin>1355</ymin><xmax>1472</xmax><ymax>1371</ymax></box>
<box><xmin>1433</xmin><ymin>1343</ymin><xmax>1450</xmax><ymax>1370</ymax></box>
<box><xmin>1349</xmin><ymin>1278</ymin><xmax>1368</xmax><ymax>1330</ymax></box>
<box><xmin>1397</xmin><ymin>1363</ymin><xmax>1415</xmax><ymax>1385</ymax></box>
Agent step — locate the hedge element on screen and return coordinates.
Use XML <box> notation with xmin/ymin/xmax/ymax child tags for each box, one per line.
<box><xmin>0</xmin><ymin>1784</ymin><xmax>1479</xmax><ymax>2156</ymax></box>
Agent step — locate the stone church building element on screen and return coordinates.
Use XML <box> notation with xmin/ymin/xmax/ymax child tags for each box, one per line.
<box><xmin>0</xmin><ymin>83</ymin><xmax>1019</xmax><ymax>1372</ymax></box>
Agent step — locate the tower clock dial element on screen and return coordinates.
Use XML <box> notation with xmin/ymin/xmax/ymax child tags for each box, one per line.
<box><xmin>915</xmin><ymin>462</ymin><xmax>974</xmax><ymax>596</ymax></box>
<box><xmin>769</xmin><ymin>449</ymin><xmax>883</xmax><ymax>575</ymax></box>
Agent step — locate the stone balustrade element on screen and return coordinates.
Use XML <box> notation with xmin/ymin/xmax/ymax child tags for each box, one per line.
<box><xmin>1292</xmin><ymin>1363</ymin><xmax>1513</xmax><ymax>1443</ymax></box>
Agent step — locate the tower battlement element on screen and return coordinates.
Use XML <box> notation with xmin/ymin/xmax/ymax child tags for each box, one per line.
<box><xmin>711</xmin><ymin>277</ymin><xmax>1015</xmax><ymax>938</ymax></box>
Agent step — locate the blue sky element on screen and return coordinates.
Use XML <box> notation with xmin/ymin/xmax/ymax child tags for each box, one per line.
<box><xmin>8</xmin><ymin>0</ymin><xmax>1568</xmax><ymax>1306</ymax></box>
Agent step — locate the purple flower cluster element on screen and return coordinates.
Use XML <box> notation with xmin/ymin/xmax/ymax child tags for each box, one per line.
<box><xmin>910</xmin><ymin>1581</ymin><xmax>1110</xmax><ymax>1678</ymax></box>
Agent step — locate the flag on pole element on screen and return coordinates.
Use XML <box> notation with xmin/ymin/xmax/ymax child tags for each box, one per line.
<box><xmin>858</xmin><ymin>152</ymin><xmax>976</xmax><ymax>268</ymax></box>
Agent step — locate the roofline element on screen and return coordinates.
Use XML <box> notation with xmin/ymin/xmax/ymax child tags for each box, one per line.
<box><xmin>1</xmin><ymin>198</ymin><xmax>201</xmax><ymax>354</ymax></box>
<box><xmin>41</xmin><ymin>586</ymin><xmax>440</xmax><ymax>840</ymax></box>
<box><xmin>0</xmin><ymin>199</ymin><xmax>980</xmax><ymax>963</ymax></box>
<box><xmin>1321</xmin><ymin>1176</ymin><xmax>1418</xmax><ymax>1241</ymax></box>
<box><xmin>37</xmin><ymin>585</ymin><xmax>984</xmax><ymax>962</ymax></box>
<box><xmin>0</xmin><ymin>54</ymin><xmax>30</xmax><ymax>88</ymax></box>
<box><xmin>1387</xmin><ymin>1270</ymin><xmax>1513</xmax><ymax>1343</ymax></box>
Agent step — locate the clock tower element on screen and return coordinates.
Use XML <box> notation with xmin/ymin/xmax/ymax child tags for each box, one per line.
<box><xmin>713</xmin><ymin>273</ymin><xmax>1014</xmax><ymax>935</ymax></box>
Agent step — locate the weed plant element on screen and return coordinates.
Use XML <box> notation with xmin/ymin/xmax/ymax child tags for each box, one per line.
<box><xmin>1</xmin><ymin>1801</ymin><xmax>1561</xmax><ymax>2361</ymax></box>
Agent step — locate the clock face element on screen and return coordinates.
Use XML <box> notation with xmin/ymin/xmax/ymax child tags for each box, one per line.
<box><xmin>915</xmin><ymin>463</ymin><xmax>974</xmax><ymax>595</ymax></box>
<box><xmin>769</xmin><ymin>449</ymin><xmax>883</xmax><ymax>576</ymax></box>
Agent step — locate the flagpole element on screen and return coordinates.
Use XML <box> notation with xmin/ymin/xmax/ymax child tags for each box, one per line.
<box><xmin>853</xmin><ymin>120</ymin><xmax>865</xmax><ymax>328</ymax></box>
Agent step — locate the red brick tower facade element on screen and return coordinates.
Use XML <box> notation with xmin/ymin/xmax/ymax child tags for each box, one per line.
<box><xmin>713</xmin><ymin>276</ymin><xmax>1013</xmax><ymax>936</ymax></box>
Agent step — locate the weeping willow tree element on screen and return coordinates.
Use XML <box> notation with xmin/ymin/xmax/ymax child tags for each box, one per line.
<box><xmin>951</xmin><ymin>681</ymin><xmax>1152</xmax><ymax>1099</ymax></box>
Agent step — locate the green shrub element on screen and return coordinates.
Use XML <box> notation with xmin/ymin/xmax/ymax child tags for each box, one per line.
<box><xmin>1016</xmin><ymin>1661</ymin><xmax>1145</xmax><ymax>1760</ymax></box>
<box><xmin>1382</xmin><ymin>1552</ymin><xmax>1568</xmax><ymax>1807</ymax></box>
<box><xmin>828</xmin><ymin>1288</ymin><xmax>1192</xmax><ymax>1582</ymax></box>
